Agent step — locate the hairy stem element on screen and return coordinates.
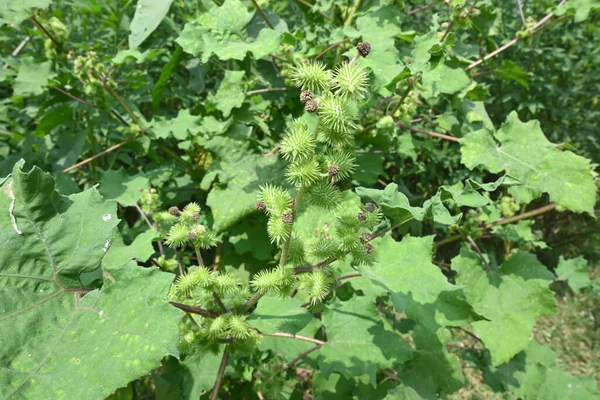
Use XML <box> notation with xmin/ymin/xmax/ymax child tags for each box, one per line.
<box><xmin>210</xmin><ymin>349</ymin><xmax>230</xmax><ymax>400</ymax></box>
<box><xmin>194</xmin><ymin>246</ymin><xmax>204</xmax><ymax>267</ymax></box>
<box><xmin>280</xmin><ymin>185</ymin><xmax>306</xmax><ymax>266</ymax></box>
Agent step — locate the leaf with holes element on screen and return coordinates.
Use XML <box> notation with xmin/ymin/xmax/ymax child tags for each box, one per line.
<box><xmin>0</xmin><ymin>161</ymin><xmax>181</xmax><ymax>399</ymax></box>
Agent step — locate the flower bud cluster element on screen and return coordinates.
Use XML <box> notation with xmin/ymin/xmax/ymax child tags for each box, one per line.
<box><xmin>164</xmin><ymin>203</ymin><xmax>217</xmax><ymax>250</ymax></box>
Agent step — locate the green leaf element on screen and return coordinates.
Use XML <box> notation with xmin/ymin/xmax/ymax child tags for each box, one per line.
<box><xmin>128</xmin><ymin>0</ymin><xmax>174</xmax><ymax>50</ymax></box>
<box><xmin>179</xmin><ymin>349</ymin><xmax>225</xmax><ymax>398</ymax></box>
<box><xmin>460</xmin><ymin>112</ymin><xmax>597</xmax><ymax>214</ymax></box>
<box><xmin>0</xmin><ymin>0</ymin><xmax>51</xmax><ymax>25</ymax></box>
<box><xmin>357</xmin><ymin>179</ymin><xmax>498</xmax><ymax>226</ymax></box>
<box><xmin>152</xmin><ymin>45</ymin><xmax>184</xmax><ymax>114</ymax></box>
<box><xmin>0</xmin><ymin>162</ymin><xmax>181</xmax><ymax>399</ymax></box>
<box><xmin>98</xmin><ymin>168</ymin><xmax>150</xmax><ymax>207</ymax></box>
<box><xmin>176</xmin><ymin>0</ymin><xmax>281</xmax><ymax>63</ymax></box>
<box><xmin>13</xmin><ymin>60</ymin><xmax>56</xmax><ymax>96</ymax></box>
<box><xmin>317</xmin><ymin>297</ymin><xmax>414</xmax><ymax>384</ymax></box>
<box><xmin>399</xmin><ymin>325</ymin><xmax>465</xmax><ymax>395</ymax></box>
<box><xmin>152</xmin><ymin>109</ymin><xmax>201</xmax><ymax>140</ymax></box>
<box><xmin>347</xmin><ymin>5</ymin><xmax>405</xmax><ymax>93</ymax></box>
<box><xmin>555</xmin><ymin>0</ymin><xmax>600</xmax><ymax>22</ymax></box>
<box><xmin>485</xmin><ymin>342</ymin><xmax>600</xmax><ymax>399</ymax></box>
<box><xmin>1</xmin><ymin>161</ymin><xmax>120</xmax><ymax>286</ymax></box>
<box><xmin>452</xmin><ymin>249</ymin><xmax>556</xmax><ymax>365</ymax></box>
<box><xmin>206</xmin><ymin>153</ymin><xmax>286</xmax><ymax>232</ymax></box>
<box><xmin>210</xmin><ymin>70</ymin><xmax>246</xmax><ymax>117</ymax></box>
<box><xmin>410</xmin><ymin>31</ymin><xmax>439</xmax><ymax>73</ymax></box>
<box><xmin>102</xmin><ymin>230</ymin><xmax>158</xmax><ymax>269</ymax></box>
<box><xmin>249</xmin><ymin>295</ymin><xmax>313</xmax><ymax>334</ymax></box>
<box><xmin>555</xmin><ymin>255</ymin><xmax>592</xmax><ymax>293</ymax></box>
<box><xmin>497</xmin><ymin>60</ymin><xmax>529</xmax><ymax>88</ymax></box>
<box><xmin>359</xmin><ymin>235</ymin><xmax>475</xmax><ymax>331</ymax></box>
<box><xmin>421</xmin><ymin>63</ymin><xmax>471</xmax><ymax>97</ymax></box>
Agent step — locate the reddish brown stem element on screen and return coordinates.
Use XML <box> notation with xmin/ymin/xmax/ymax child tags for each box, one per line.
<box><xmin>313</xmin><ymin>37</ymin><xmax>351</xmax><ymax>60</ymax></box>
<box><xmin>396</xmin><ymin>122</ymin><xmax>459</xmax><ymax>142</ymax></box>
<box><xmin>62</xmin><ymin>136</ymin><xmax>139</xmax><ymax>173</ymax></box>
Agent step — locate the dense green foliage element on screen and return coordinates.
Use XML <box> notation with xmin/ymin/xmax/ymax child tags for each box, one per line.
<box><xmin>1</xmin><ymin>0</ymin><xmax>599</xmax><ymax>399</ymax></box>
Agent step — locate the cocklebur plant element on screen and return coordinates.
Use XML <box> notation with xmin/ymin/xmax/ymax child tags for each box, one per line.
<box><xmin>253</xmin><ymin>42</ymin><xmax>382</xmax><ymax>305</ymax></box>
<box><xmin>164</xmin><ymin>43</ymin><xmax>383</xmax><ymax>359</ymax></box>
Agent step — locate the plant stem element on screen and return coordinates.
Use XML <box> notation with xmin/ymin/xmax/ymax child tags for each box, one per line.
<box><xmin>210</xmin><ymin>349</ymin><xmax>229</xmax><ymax>400</ymax></box>
<box><xmin>30</xmin><ymin>16</ymin><xmax>66</xmax><ymax>52</ymax></box>
<box><xmin>134</xmin><ymin>203</ymin><xmax>165</xmax><ymax>257</ymax></box>
<box><xmin>260</xmin><ymin>332</ymin><xmax>326</xmax><ymax>345</ymax></box>
<box><xmin>293</xmin><ymin>0</ymin><xmax>332</xmax><ymax>20</ymax></box>
<box><xmin>344</xmin><ymin>0</ymin><xmax>362</xmax><ymax>27</ymax></box>
<box><xmin>213</xmin><ymin>292</ymin><xmax>229</xmax><ymax>314</ymax></box>
<box><xmin>313</xmin><ymin>37</ymin><xmax>351</xmax><ymax>60</ymax></box>
<box><xmin>396</xmin><ymin>122</ymin><xmax>459</xmax><ymax>142</ymax></box>
<box><xmin>169</xmin><ymin>301</ymin><xmax>219</xmax><ymax>318</ymax></box>
<box><xmin>434</xmin><ymin>203</ymin><xmax>557</xmax><ymax>248</ymax></box>
<box><xmin>407</xmin><ymin>4</ymin><xmax>432</xmax><ymax>15</ymax></box>
<box><xmin>194</xmin><ymin>246</ymin><xmax>204</xmax><ymax>267</ymax></box>
<box><xmin>62</xmin><ymin>136</ymin><xmax>139</xmax><ymax>173</ymax></box>
<box><xmin>246</xmin><ymin>87</ymin><xmax>288</xmax><ymax>95</ymax></box>
<box><xmin>238</xmin><ymin>290</ymin><xmax>263</xmax><ymax>313</ymax></box>
<box><xmin>517</xmin><ymin>0</ymin><xmax>527</xmax><ymax>25</ymax></box>
<box><xmin>279</xmin><ymin>185</ymin><xmax>306</xmax><ymax>267</ymax></box>
<box><xmin>389</xmin><ymin>86</ymin><xmax>412</xmax><ymax>117</ymax></box>
<box><xmin>249</xmin><ymin>0</ymin><xmax>274</xmax><ymax>29</ymax></box>
<box><xmin>174</xmin><ymin>247</ymin><xmax>185</xmax><ymax>276</ymax></box>
<box><xmin>466</xmin><ymin>236</ymin><xmax>493</xmax><ymax>273</ymax></box>
<box><xmin>465</xmin><ymin>0</ymin><xmax>567</xmax><ymax>70</ymax></box>
<box><xmin>287</xmin><ymin>344</ymin><xmax>323</xmax><ymax>368</ymax></box>
<box><xmin>102</xmin><ymin>81</ymin><xmax>143</xmax><ymax>127</ymax></box>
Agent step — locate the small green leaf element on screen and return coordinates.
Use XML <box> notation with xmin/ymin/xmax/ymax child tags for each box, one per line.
<box><xmin>152</xmin><ymin>109</ymin><xmax>201</xmax><ymax>140</ymax></box>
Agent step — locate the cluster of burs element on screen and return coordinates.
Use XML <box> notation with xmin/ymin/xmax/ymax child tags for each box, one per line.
<box><xmin>168</xmin><ymin>42</ymin><xmax>383</xmax><ymax>354</ymax></box>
